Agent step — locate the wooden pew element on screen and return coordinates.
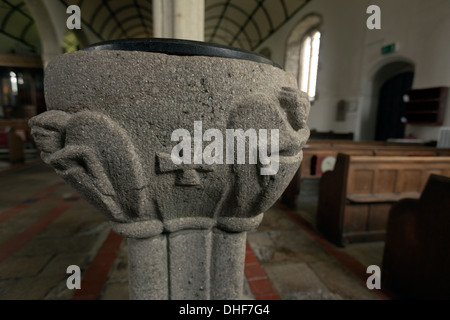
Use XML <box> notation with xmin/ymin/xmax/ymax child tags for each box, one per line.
<box><xmin>301</xmin><ymin>138</ymin><xmax>427</xmax><ymax>175</ymax></box>
<box><xmin>438</xmin><ymin>148</ymin><xmax>450</xmax><ymax>156</ymax></box>
<box><xmin>281</xmin><ymin>138</ymin><xmax>450</xmax><ymax>208</ymax></box>
<box><xmin>302</xmin><ymin>145</ymin><xmax>443</xmax><ymax>179</ymax></box>
<box><xmin>7</xmin><ymin>129</ymin><xmax>25</xmax><ymax>163</ymax></box>
<box><xmin>374</xmin><ymin>148</ymin><xmax>438</xmax><ymax>156</ymax></box>
<box><xmin>305</xmin><ymin>139</ymin><xmax>425</xmax><ymax>148</ymax></box>
<box><xmin>309</xmin><ymin>130</ymin><xmax>354</xmax><ymax>140</ymax></box>
<box><xmin>281</xmin><ymin>143</ymin><xmax>449</xmax><ymax>208</ymax></box>
<box><xmin>316</xmin><ymin>153</ymin><xmax>450</xmax><ymax>246</ymax></box>
<box><xmin>301</xmin><ymin>146</ymin><xmax>375</xmax><ymax>178</ymax></box>
<box><xmin>0</xmin><ymin>119</ymin><xmax>34</xmax><ymax>164</ymax></box>
<box><xmin>382</xmin><ymin>174</ymin><xmax>450</xmax><ymax>299</ymax></box>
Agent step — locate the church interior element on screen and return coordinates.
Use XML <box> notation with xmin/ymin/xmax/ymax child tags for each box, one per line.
<box><xmin>1</xmin><ymin>0</ymin><xmax>450</xmax><ymax>301</ymax></box>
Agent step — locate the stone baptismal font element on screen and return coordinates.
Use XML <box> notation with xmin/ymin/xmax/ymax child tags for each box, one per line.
<box><xmin>29</xmin><ymin>38</ymin><xmax>310</xmax><ymax>299</ymax></box>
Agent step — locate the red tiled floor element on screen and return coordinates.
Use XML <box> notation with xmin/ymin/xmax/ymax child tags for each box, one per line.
<box><xmin>0</xmin><ymin>195</ymin><xmax>78</xmax><ymax>264</ymax></box>
<box><xmin>275</xmin><ymin>202</ymin><xmax>392</xmax><ymax>300</ymax></box>
<box><xmin>244</xmin><ymin>242</ymin><xmax>280</xmax><ymax>300</ymax></box>
<box><xmin>244</xmin><ymin>262</ymin><xmax>268</xmax><ymax>280</ymax></box>
<box><xmin>72</xmin><ymin>230</ymin><xmax>124</xmax><ymax>300</ymax></box>
<box><xmin>254</xmin><ymin>294</ymin><xmax>280</xmax><ymax>300</ymax></box>
<box><xmin>0</xmin><ymin>183</ymin><xmax>63</xmax><ymax>224</ymax></box>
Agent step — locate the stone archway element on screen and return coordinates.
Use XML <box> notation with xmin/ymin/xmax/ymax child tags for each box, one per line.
<box><xmin>374</xmin><ymin>66</ymin><xmax>414</xmax><ymax>140</ymax></box>
<box><xmin>24</xmin><ymin>0</ymin><xmax>63</xmax><ymax>67</ymax></box>
<box><xmin>358</xmin><ymin>58</ymin><xmax>415</xmax><ymax>141</ymax></box>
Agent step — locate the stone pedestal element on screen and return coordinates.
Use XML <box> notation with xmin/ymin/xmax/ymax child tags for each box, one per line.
<box><xmin>128</xmin><ymin>229</ymin><xmax>247</xmax><ymax>300</ymax></box>
<box><xmin>29</xmin><ymin>39</ymin><xmax>310</xmax><ymax>300</ymax></box>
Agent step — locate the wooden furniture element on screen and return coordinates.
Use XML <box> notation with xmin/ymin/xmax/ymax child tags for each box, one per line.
<box><xmin>316</xmin><ymin>153</ymin><xmax>450</xmax><ymax>246</ymax></box>
<box><xmin>309</xmin><ymin>130</ymin><xmax>354</xmax><ymax>140</ymax></box>
<box><xmin>0</xmin><ymin>119</ymin><xmax>33</xmax><ymax>164</ymax></box>
<box><xmin>403</xmin><ymin>87</ymin><xmax>448</xmax><ymax>125</ymax></box>
<box><xmin>300</xmin><ymin>140</ymin><xmax>433</xmax><ymax>179</ymax></box>
<box><xmin>382</xmin><ymin>174</ymin><xmax>450</xmax><ymax>299</ymax></box>
<box><xmin>301</xmin><ymin>145</ymin><xmax>450</xmax><ymax>179</ymax></box>
<box><xmin>0</xmin><ymin>119</ymin><xmax>32</xmax><ymax>131</ymax></box>
<box><xmin>280</xmin><ymin>140</ymin><xmax>450</xmax><ymax>209</ymax></box>
<box><xmin>305</xmin><ymin>139</ymin><xmax>425</xmax><ymax>148</ymax></box>
<box><xmin>7</xmin><ymin>129</ymin><xmax>24</xmax><ymax>163</ymax></box>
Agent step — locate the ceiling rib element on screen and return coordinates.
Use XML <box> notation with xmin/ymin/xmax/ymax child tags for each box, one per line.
<box><xmin>255</xmin><ymin>0</ymin><xmax>311</xmax><ymax>50</ymax></box>
<box><xmin>101</xmin><ymin>0</ymin><xmax>129</xmax><ymax>38</ymax></box>
<box><xmin>133</xmin><ymin>0</ymin><xmax>151</xmax><ymax>37</ymax></box>
<box><xmin>229</xmin><ymin>0</ymin><xmax>266</xmax><ymax>48</ymax></box>
<box><xmin>1</xmin><ymin>0</ymin><xmax>313</xmax><ymax>55</ymax></box>
<box><xmin>208</xmin><ymin>0</ymin><xmax>230</xmax><ymax>43</ymax></box>
<box><xmin>101</xmin><ymin>3</ymin><xmax>152</xmax><ymax>39</ymax></box>
<box><xmin>206</xmin><ymin>2</ymin><xmax>262</xmax><ymax>45</ymax></box>
<box><xmin>205</xmin><ymin>25</ymin><xmax>246</xmax><ymax>49</ymax></box>
<box><xmin>205</xmin><ymin>15</ymin><xmax>252</xmax><ymax>49</ymax></box>
<box><xmin>0</xmin><ymin>0</ymin><xmax>36</xmax><ymax>50</ymax></box>
<box><xmin>259</xmin><ymin>2</ymin><xmax>274</xmax><ymax>32</ymax></box>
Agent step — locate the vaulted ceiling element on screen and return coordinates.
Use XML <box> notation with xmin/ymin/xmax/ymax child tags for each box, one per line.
<box><xmin>205</xmin><ymin>0</ymin><xmax>310</xmax><ymax>51</ymax></box>
<box><xmin>0</xmin><ymin>0</ymin><xmax>311</xmax><ymax>54</ymax></box>
<box><xmin>0</xmin><ymin>0</ymin><xmax>40</xmax><ymax>53</ymax></box>
<box><xmin>60</xmin><ymin>0</ymin><xmax>154</xmax><ymax>41</ymax></box>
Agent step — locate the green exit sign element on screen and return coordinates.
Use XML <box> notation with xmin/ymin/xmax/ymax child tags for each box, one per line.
<box><xmin>381</xmin><ymin>43</ymin><xmax>397</xmax><ymax>55</ymax></box>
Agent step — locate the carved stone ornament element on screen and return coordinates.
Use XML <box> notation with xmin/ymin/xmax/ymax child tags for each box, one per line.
<box><xmin>29</xmin><ymin>39</ymin><xmax>310</xmax><ymax>299</ymax></box>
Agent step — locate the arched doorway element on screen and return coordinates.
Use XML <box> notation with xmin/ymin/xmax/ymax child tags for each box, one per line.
<box><xmin>372</xmin><ymin>61</ymin><xmax>415</xmax><ymax>141</ymax></box>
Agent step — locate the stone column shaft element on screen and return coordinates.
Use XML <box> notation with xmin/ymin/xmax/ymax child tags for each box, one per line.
<box><xmin>153</xmin><ymin>0</ymin><xmax>205</xmax><ymax>41</ymax></box>
<box><xmin>128</xmin><ymin>229</ymin><xmax>246</xmax><ymax>300</ymax></box>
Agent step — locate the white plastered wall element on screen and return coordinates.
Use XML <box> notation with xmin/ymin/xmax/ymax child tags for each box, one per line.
<box><xmin>255</xmin><ymin>0</ymin><xmax>450</xmax><ymax>142</ymax></box>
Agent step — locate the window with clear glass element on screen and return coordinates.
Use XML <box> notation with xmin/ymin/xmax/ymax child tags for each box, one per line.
<box><xmin>299</xmin><ymin>29</ymin><xmax>321</xmax><ymax>101</ymax></box>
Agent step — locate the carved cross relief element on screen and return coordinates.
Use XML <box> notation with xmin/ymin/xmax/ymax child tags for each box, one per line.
<box><xmin>156</xmin><ymin>152</ymin><xmax>215</xmax><ymax>186</ymax></box>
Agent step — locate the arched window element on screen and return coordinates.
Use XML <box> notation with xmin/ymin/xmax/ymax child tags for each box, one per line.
<box><xmin>285</xmin><ymin>14</ymin><xmax>322</xmax><ymax>102</ymax></box>
<box><xmin>299</xmin><ymin>29</ymin><xmax>321</xmax><ymax>101</ymax></box>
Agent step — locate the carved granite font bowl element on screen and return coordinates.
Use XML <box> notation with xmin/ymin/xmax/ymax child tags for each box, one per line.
<box><xmin>30</xmin><ymin>38</ymin><xmax>310</xmax><ymax>239</ymax></box>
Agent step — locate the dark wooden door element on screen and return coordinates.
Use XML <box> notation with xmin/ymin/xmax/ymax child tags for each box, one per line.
<box><xmin>375</xmin><ymin>71</ymin><xmax>414</xmax><ymax>141</ymax></box>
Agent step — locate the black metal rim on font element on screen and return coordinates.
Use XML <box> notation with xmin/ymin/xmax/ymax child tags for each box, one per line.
<box><xmin>83</xmin><ymin>38</ymin><xmax>282</xmax><ymax>69</ymax></box>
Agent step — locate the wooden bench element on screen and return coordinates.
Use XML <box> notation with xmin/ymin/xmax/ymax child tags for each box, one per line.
<box><xmin>280</xmin><ymin>142</ymin><xmax>450</xmax><ymax>208</ymax></box>
<box><xmin>305</xmin><ymin>139</ymin><xmax>425</xmax><ymax>148</ymax></box>
<box><xmin>302</xmin><ymin>144</ymin><xmax>443</xmax><ymax>179</ymax></box>
<box><xmin>280</xmin><ymin>146</ymin><xmax>374</xmax><ymax>207</ymax></box>
<box><xmin>0</xmin><ymin>119</ymin><xmax>35</xmax><ymax>164</ymax></box>
<box><xmin>316</xmin><ymin>153</ymin><xmax>450</xmax><ymax>246</ymax></box>
<box><xmin>382</xmin><ymin>174</ymin><xmax>450</xmax><ymax>299</ymax></box>
<box><xmin>309</xmin><ymin>130</ymin><xmax>354</xmax><ymax>140</ymax></box>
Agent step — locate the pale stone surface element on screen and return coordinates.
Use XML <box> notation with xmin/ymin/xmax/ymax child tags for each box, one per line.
<box><xmin>0</xmin><ymin>276</ymin><xmax>61</xmax><ymax>300</ymax></box>
<box><xmin>29</xmin><ymin>47</ymin><xmax>310</xmax><ymax>299</ymax></box>
<box><xmin>342</xmin><ymin>242</ymin><xmax>385</xmax><ymax>267</ymax></box>
<box><xmin>100</xmin><ymin>282</ymin><xmax>129</xmax><ymax>300</ymax></box>
<box><xmin>128</xmin><ymin>235</ymin><xmax>168</xmax><ymax>299</ymax></box>
<box><xmin>241</xmin><ymin>278</ymin><xmax>255</xmax><ymax>300</ymax></box>
<box><xmin>41</xmin><ymin>253</ymin><xmax>90</xmax><ymax>300</ymax></box>
<box><xmin>0</xmin><ymin>254</ymin><xmax>53</xmax><ymax>279</ymax></box>
<box><xmin>0</xmin><ymin>203</ymin><xmax>56</xmax><ymax>246</ymax></box>
<box><xmin>153</xmin><ymin>0</ymin><xmax>205</xmax><ymax>41</ymax></box>
<box><xmin>309</xmin><ymin>260</ymin><xmax>379</xmax><ymax>300</ymax></box>
<box><xmin>246</xmin><ymin>232</ymin><xmax>276</xmax><ymax>262</ymax></box>
<box><xmin>264</xmin><ymin>263</ymin><xmax>341</xmax><ymax>300</ymax></box>
<box><xmin>128</xmin><ymin>229</ymin><xmax>246</xmax><ymax>299</ymax></box>
<box><xmin>210</xmin><ymin>229</ymin><xmax>246</xmax><ymax>299</ymax></box>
